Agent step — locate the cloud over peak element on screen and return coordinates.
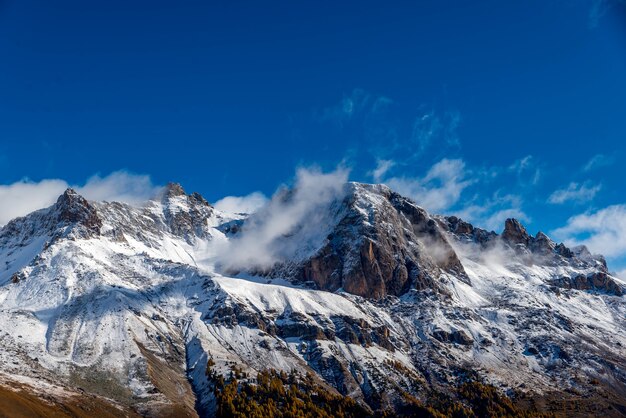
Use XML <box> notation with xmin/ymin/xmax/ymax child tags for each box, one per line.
<box><xmin>0</xmin><ymin>171</ymin><xmax>162</xmax><ymax>226</ymax></box>
<box><xmin>384</xmin><ymin>158</ymin><xmax>472</xmax><ymax>213</ymax></box>
<box><xmin>552</xmin><ymin>204</ymin><xmax>626</xmax><ymax>259</ymax></box>
<box><xmin>213</xmin><ymin>192</ymin><xmax>269</xmax><ymax>214</ymax></box>
<box><xmin>217</xmin><ymin>166</ymin><xmax>350</xmax><ymax>271</ymax></box>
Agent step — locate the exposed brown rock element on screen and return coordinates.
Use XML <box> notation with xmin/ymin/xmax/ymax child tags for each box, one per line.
<box><xmin>502</xmin><ymin>218</ymin><xmax>531</xmax><ymax>246</ymax></box>
<box><xmin>290</xmin><ymin>184</ymin><xmax>469</xmax><ymax>299</ymax></box>
<box><xmin>161</xmin><ymin>183</ymin><xmax>214</xmax><ymax>242</ymax></box>
<box><xmin>54</xmin><ymin>188</ymin><xmax>102</xmax><ymax>237</ymax></box>
<box><xmin>551</xmin><ymin>272</ymin><xmax>623</xmax><ymax>296</ymax></box>
<box><xmin>432</xmin><ymin>328</ymin><xmax>474</xmax><ymax>346</ymax></box>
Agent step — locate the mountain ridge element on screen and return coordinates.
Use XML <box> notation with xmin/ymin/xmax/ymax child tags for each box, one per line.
<box><xmin>0</xmin><ymin>182</ymin><xmax>624</xmax><ymax>417</ymax></box>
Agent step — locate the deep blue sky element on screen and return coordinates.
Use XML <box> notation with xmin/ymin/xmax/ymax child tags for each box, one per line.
<box><xmin>1</xmin><ymin>1</ymin><xmax>626</xmax><ymax>270</ymax></box>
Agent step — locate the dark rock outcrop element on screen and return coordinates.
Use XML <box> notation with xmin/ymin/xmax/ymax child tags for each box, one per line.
<box><xmin>432</xmin><ymin>328</ymin><xmax>473</xmax><ymax>346</ymax></box>
<box><xmin>530</xmin><ymin>231</ymin><xmax>556</xmax><ymax>255</ymax></box>
<box><xmin>551</xmin><ymin>272</ymin><xmax>623</xmax><ymax>296</ymax></box>
<box><xmin>53</xmin><ymin>188</ymin><xmax>102</xmax><ymax>237</ymax></box>
<box><xmin>160</xmin><ymin>182</ymin><xmax>214</xmax><ymax>242</ymax></box>
<box><xmin>282</xmin><ymin>183</ymin><xmax>469</xmax><ymax>299</ymax></box>
<box><xmin>439</xmin><ymin>216</ymin><xmax>497</xmax><ymax>246</ymax></box>
<box><xmin>502</xmin><ymin>218</ymin><xmax>531</xmax><ymax>247</ymax></box>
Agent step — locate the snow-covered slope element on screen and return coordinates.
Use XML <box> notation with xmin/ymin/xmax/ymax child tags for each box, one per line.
<box><xmin>0</xmin><ymin>183</ymin><xmax>624</xmax><ymax>416</ymax></box>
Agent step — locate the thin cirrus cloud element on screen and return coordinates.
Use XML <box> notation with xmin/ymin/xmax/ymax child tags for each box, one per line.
<box><xmin>453</xmin><ymin>192</ymin><xmax>528</xmax><ymax>233</ymax></box>
<box><xmin>0</xmin><ymin>171</ymin><xmax>162</xmax><ymax>226</ymax></box>
<box><xmin>367</xmin><ymin>151</ymin><xmax>531</xmax><ymax>231</ymax></box>
<box><xmin>548</xmin><ymin>181</ymin><xmax>602</xmax><ymax>204</ymax></box>
<box><xmin>508</xmin><ymin>155</ymin><xmax>542</xmax><ymax>186</ymax></box>
<box><xmin>319</xmin><ymin>88</ymin><xmax>393</xmax><ymax>128</ymax></box>
<box><xmin>369</xmin><ymin>159</ymin><xmax>395</xmax><ymax>183</ymax></box>
<box><xmin>410</xmin><ymin>110</ymin><xmax>461</xmax><ymax>158</ymax></box>
<box><xmin>588</xmin><ymin>0</ymin><xmax>625</xmax><ymax>28</ymax></box>
<box><xmin>552</xmin><ymin>204</ymin><xmax>626</xmax><ymax>259</ymax></box>
<box><xmin>583</xmin><ymin>153</ymin><xmax>615</xmax><ymax>171</ymax></box>
<box><xmin>383</xmin><ymin>158</ymin><xmax>474</xmax><ymax>213</ymax></box>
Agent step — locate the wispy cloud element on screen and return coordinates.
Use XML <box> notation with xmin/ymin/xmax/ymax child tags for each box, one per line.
<box><xmin>508</xmin><ymin>155</ymin><xmax>541</xmax><ymax>185</ymax></box>
<box><xmin>217</xmin><ymin>166</ymin><xmax>350</xmax><ymax>271</ymax></box>
<box><xmin>409</xmin><ymin>110</ymin><xmax>461</xmax><ymax>157</ymax></box>
<box><xmin>0</xmin><ymin>171</ymin><xmax>161</xmax><ymax>226</ymax></box>
<box><xmin>552</xmin><ymin>204</ymin><xmax>626</xmax><ymax>259</ymax></box>
<box><xmin>213</xmin><ymin>192</ymin><xmax>269</xmax><ymax>214</ymax></box>
<box><xmin>320</xmin><ymin>88</ymin><xmax>392</xmax><ymax>127</ymax></box>
<box><xmin>548</xmin><ymin>181</ymin><xmax>601</xmax><ymax>204</ymax></box>
<box><xmin>78</xmin><ymin>171</ymin><xmax>162</xmax><ymax>205</ymax></box>
<box><xmin>369</xmin><ymin>159</ymin><xmax>395</xmax><ymax>183</ymax></box>
<box><xmin>384</xmin><ymin>158</ymin><xmax>473</xmax><ymax>213</ymax></box>
<box><xmin>588</xmin><ymin>0</ymin><xmax>625</xmax><ymax>28</ymax></box>
<box><xmin>589</xmin><ymin>0</ymin><xmax>609</xmax><ymax>28</ymax></box>
<box><xmin>583</xmin><ymin>153</ymin><xmax>615</xmax><ymax>171</ymax></box>
<box><xmin>453</xmin><ymin>192</ymin><xmax>528</xmax><ymax>232</ymax></box>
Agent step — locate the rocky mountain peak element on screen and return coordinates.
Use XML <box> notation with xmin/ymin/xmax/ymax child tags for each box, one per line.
<box><xmin>530</xmin><ymin>231</ymin><xmax>556</xmax><ymax>254</ymax></box>
<box><xmin>265</xmin><ymin>182</ymin><xmax>469</xmax><ymax>299</ymax></box>
<box><xmin>0</xmin><ymin>180</ymin><xmax>624</xmax><ymax>417</ymax></box>
<box><xmin>502</xmin><ymin>218</ymin><xmax>531</xmax><ymax>246</ymax></box>
<box><xmin>156</xmin><ymin>183</ymin><xmax>214</xmax><ymax>242</ymax></box>
<box><xmin>163</xmin><ymin>182</ymin><xmax>187</xmax><ymax>199</ymax></box>
<box><xmin>53</xmin><ymin>188</ymin><xmax>102</xmax><ymax>235</ymax></box>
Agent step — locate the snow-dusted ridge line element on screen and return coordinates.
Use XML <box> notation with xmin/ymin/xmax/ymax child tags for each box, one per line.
<box><xmin>0</xmin><ymin>182</ymin><xmax>624</xmax><ymax>415</ymax></box>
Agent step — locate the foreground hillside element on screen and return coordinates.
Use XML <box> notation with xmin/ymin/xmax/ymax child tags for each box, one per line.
<box><xmin>0</xmin><ymin>182</ymin><xmax>624</xmax><ymax>417</ymax></box>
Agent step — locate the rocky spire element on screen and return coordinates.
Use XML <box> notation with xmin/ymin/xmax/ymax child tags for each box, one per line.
<box><xmin>501</xmin><ymin>218</ymin><xmax>531</xmax><ymax>246</ymax></box>
<box><xmin>159</xmin><ymin>182</ymin><xmax>214</xmax><ymax>242</ymax></box>
<box><xmin>54</xmin><ymin>188</ymin><xmax>102</xmax><ymax>236</ymax></box>
<box><xmin>530</xmin><ymin>231</ymin><xmax>556</xmax><ymax>254</ymax></box>
<box><xmin>163</xmin><ymin>182</ymin><xmax>186</xmax><ymax>199</ymax></box>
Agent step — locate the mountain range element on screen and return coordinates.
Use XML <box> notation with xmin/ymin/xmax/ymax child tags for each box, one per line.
<box><xmin>0</xmin><ymin>182</ymin><xmax>624</xmax><ymax>417</ymax></box>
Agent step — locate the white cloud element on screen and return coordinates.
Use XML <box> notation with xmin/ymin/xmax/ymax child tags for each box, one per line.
<box><xmin>552</xmin><ymin>204</ymin><xmax>626</xmax><ymax>259</ymax></box>
<box><xmin>0</xmin><ymin>179</ymin><xmax>69</xmax><ymax>226</ymax></box>
<box><xmin>77</xmin><ymin>171</ymin><xmax>162</xmax><ymax>206</ymax></box>
<box><xmin>548</xmin><ymin>182</ymin><xmax>601</xmax><ymax>204</ymax></box>
<box><xmin>320</xmin><ymin>89</ymin><xmax>392</xmax><ymax>127</ymax></box>
<box><xmin>213</xmin><ymin>192</ymin><xmax>269</xmax><ymax>214</ymax></box>
<box><xmin>217</xmin><ymin>166</ymin><xmax>350</xmax><ymax>271</ymax></box>
<box><xmin>583</xmin><ymin>153</ymin><xmax>615</xmax><ymax>171</ymax></box>
<box><xmin>408</xmin><ymin>110</ymin><xmax>460</xmax><ymax>158</ymax></box>
<box><xmin>0</xmin><ymin>171</ymin><xmax>161</xmax><ymax>226</ymax></box>
<box><xmin>508</xmin><ymin>155</ymin><xmax>541</xmax><ymax>185</ymax></box>
<box><xmin>370</xmin><ymin>159</ymin><xmax>395</xmax><ymax>183</ymax></box>
<box><xmin>453</xmin><ymin>193</ymin><xmax>528</xmax><ymax>232</ymax></box>
<box><xmin>384</xmin><ymin>158</ymin><xmax>472</xmax><ymax>213</ymax></box>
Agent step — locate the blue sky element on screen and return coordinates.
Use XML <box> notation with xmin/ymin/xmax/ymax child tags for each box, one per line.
<box><xmin>1</xmin><ymin>0</ymin><xmax>626</xmax><ymax>273</ymax></box>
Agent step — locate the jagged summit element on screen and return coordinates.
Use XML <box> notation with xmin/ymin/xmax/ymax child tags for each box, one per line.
<box><xmin>501</xmin><ymin>217</ymin><xmax>531</xmax><ymax>246</ymax></box>
<box><xmin>53</xmin><ymin>188</ymin><xmax>102</xmax><ymax>235</ymax></box>
<box><xmin>162</xmin><ymin>181</ymin><xmax>187</xmax><ymax>198</ymax></box>
<box><xmin>57</xmin><ymin>186</ymin><xmax>81</xmax><ymax>200</ymax></box>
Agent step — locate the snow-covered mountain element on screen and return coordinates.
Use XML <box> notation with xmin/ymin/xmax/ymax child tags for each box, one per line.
<box><xmin>0</xmin><ymin>182</ymin><xmax>624</xmax><ymax>417</ymax></box>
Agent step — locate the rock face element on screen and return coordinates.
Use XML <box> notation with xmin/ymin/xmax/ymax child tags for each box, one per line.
<box><xmin>501</xmin><ymin>218</ymin><xmax>531</xmax><ymax>247</ymax></box>
<box><xmin>0</xmin><ymin>182</ymin><xmax>624</xmax><ymax>417</ymax></box>
<box><xmin>270</xmin><ymin>183</ymin><xmax>468</xmax><ymax>299</ymax></box>
<box><xmin>160</xmin><ymin>182</ymin><xmax>215</xmax><ymax>242</ymax></box>
<box><xmin>54</xmin><ymin>188</ymin><xmax>103</xmax><ymax>236</ymax></box>
<box><xmin>551</xmin><ymin>272</ymin><xmax>623</xmax><ymax>296</ymax></box>
<box><xmin>262</xmin><ymin>185</ymin><xmax>623</xmax><ymax>300</ymax></box>
<box><xmin>432</xmin><ymin>328</ymin><xmax>473</xmax><ymax>346</ymax></box>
